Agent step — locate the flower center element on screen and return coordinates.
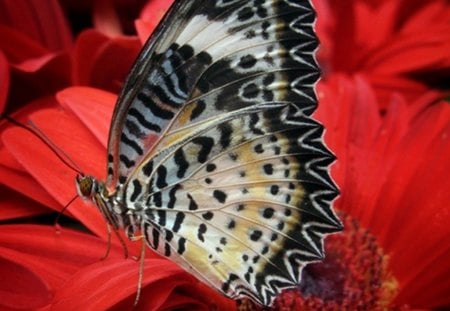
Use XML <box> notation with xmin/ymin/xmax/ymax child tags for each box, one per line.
<box><xmin>238</xmin><ymin>214</ymin><xmax>400</xmax><ymax>310</ymax></box>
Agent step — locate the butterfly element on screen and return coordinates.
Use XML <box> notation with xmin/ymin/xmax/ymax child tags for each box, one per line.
<box><xmin>76</xmin><ymin>0</ymin><xmax>342</xmax><ymax>306</ymax></box>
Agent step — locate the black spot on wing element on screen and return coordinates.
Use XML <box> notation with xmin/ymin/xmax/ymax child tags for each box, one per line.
<box><xmin>172</xmin><ymin>212</ymin><xmax>185</xmax><ymax>233</ymax></box>
<box><xmin>197</xmin><ymin>223</ymin><xmax>207</xmax><ymax>242</ymax></box>
<box><xmin>119</xmin><ymin>154</ymin><xmax>135</xmax><ymax>169</ymax></box>
<box><xmin>206</xmin><ymin>163</ymin><xmax>216</xmax><ymax>172</ymax></box>
<box><xmin>213</xmin><ymin>190</ymin><xmax>227</xmax><ymax>203</ymax></box>
<box><xmin>187</xmin><ymin>193</ymin><xmax>198</xmax><ymax>210</ymax></box>
<box><xmin>129</xmin><ymin>179</ymin><xmax>142</xmax><ymax>202</ymax></box>
<box><xmin>263</xmin><ymin>163</ymin><xmax>273</xmax><ymax>175</ymax></box>
<box><xmin>190</xmin><ymin>100</ymin><xmax>206</xmax><ymax>120</ymax></box>
<box><xmin>238</xmin><ymin>54</ymin><xmax>257</xmax><ymax>69</ymax></box>
<box><xmin>174</xmin><ymin>148</ymin><xmax>189</xmax><ymax>178</ymax></box>
<box><xmin>128</xmin><ymin>107</ymin><xmax>161</xmax><ymax>132</ymax></box>
<box><xmin>192</xmin><ymin>136</ymin><xmax>214</xmax><ymax>163</ymax></box>
<box><xmin>142</xmin><ymin>160</ymin><xmax>153</xmax><ymax>176</ymax></box>
<box><xmin>156</xmin><ymin>165</ymin><xmax>168</xmax><ymax>188</ymax></box>
<box><xmin>218</xmin><ymin>123</ymin><xmax>233</xmax><ymax>149</ymax></box>
<box><xmin>167</xmin><ymin>185</ymin><xmax>180</xmax><ymax>209</ymax></box>
<box><xmin>178</xmin><ymin>237</ymin><xmax>186</xmax><ymax>254</ymax></box>
<box><xmin>250</xmin><ymin>230</ymin><xmax>263</xmax><ymax>241</ymax></box>
<box><xmin>202</xmin><ymin>211</ymin><xmax>214</xmax><ymax>220</ymax></box>
<box><xmin>121</xmin><ymin>132</ymin><xmax>144</xmax><ymax>155</ymax></box>
<box><xmin>157</xmin><ymin>210</ymin><xmax>166</xmax><ymax>226</ymax></box>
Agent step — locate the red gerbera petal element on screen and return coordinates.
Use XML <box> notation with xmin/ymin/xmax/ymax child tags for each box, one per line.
<box><xmin>138</xmin><ymin>0</ymin><xmax>174</xmax><ymax>41</ymax></box>
<box><xmin>317</xmin><ymin>0</ymin><xmax>450</xmax><ymax>108</ymax></box>
<box><xmin>72</xmin><ymin>29</ymin><xmax>141</xmax><ymax>93</ymax></box>
<box><xmin>2</xmin><ymin>107</ymin><xmax>107</xmax><ymax>237</ymax></box>
<box><xmin>317</xmin><ymin>75</ymin><xmax>450</xmax><ymax>308</ymax></box>
<box><xmin>52</xmin><ymin>258</ymin><xmax>186</xmax><ymax>310</ymax></box>
<box><xmin>0</xmin><ymin>51</ymin><xmax>9</xmax><ymax>114</ymax></box>
<box><xmin>0</xmin><ymin>0</ymin><xmax>72</xmax><ymax>52</ymax></box>
<box><xmin>57</xmin><ymin>86</ymin><xmax>116</xmax><ymax>148</ymax></box>
<box><xmin>0</xmin><ymin>186</ymin><xmax>52</xmax><ymax>220</ymax></box>
<box><xmin>0</xmin><ymin>224</ymin><xmax>121</xmax><ymax>310</ymax></box>
<box><xmin>1</xmin><ymin>2</ymin><xmax>449</xmax><ymax>310</ymax></box>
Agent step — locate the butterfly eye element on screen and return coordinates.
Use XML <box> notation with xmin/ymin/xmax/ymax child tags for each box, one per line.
<box><xmin>75</xmin><ymin>175</ymin><xmax>96</xmax><ymax>199</ymax></box>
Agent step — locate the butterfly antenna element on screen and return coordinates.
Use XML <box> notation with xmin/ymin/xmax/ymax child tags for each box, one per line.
<box><xmin>54</xmin><ymin>195</ymin><xmax>79</xmax><ymax>233</ymax></box>
<box><xmin>2</xmin><ymin>115</ymin><xmax>84</xmax><ymax>230</ymax></box>
<box><xmin>3</xmin><ymin>115</ymin><xmax>84</xmax><ymax>175</ymax></box>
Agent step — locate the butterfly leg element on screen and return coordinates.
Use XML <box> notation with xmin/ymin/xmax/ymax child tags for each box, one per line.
<box><xmin>100</xmin><ymin>222</ymin><xmax>113</xmax><ymax>260</ymax></box>
<box><xmin>129</xmin><ymin>234</ymin><xmax>146</xmax><ymax>307</ymax></box>
<box><xmin>112</xmin><ymin>224</ymin><xmax>129</xmax><ymax>259</ymax></box>
<box><xmin>101</xmin><ymin>222</ymin><xmax>129</xmax><ymax>259</ymax></box>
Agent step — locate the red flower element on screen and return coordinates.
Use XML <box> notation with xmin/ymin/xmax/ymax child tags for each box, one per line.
<box><xmin>1</xmin><ymin>0</ymin><xmax>235</xmax><ymax>309</ymax></box>
<box><xmin>315</xmin><ymin>75</ymin><xmax>450</xmax><ymax>309</ymax></box>
<box><xmin>0</xmin><ymin>0</ymin><xmax>152</xmax><ymax>116</ymax></box>
<box><xmin>1</xmin><ymin>87</ymin><xmax>236</xmax><ymax>310</ymax></box>
<box><xmin>240</xmin><ymin>75</ymin><xmax>450</xmax><ymax>310</ymax></box>
<box><xmin>314</xmin><ymin>0</ymin><xmax>450</xmax><ymax>108</ymax></box>
<box><xmin>1</xmin><ymin>0</ymin><xmax>449</xmax><ymax>310</ymax></box>
<box><xmin>0</xmin><ymin>0</ymin><xmax>72</xmax><ymax>114</ymax></box>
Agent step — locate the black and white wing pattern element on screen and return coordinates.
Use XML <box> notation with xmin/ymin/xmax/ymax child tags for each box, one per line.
<box><xmin>105</xmin><ymin>0</ymin><xmax>342</xmax><ymax>306</ymax></box>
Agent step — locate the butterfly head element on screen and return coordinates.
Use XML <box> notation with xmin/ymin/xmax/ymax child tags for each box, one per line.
<box><xmin>75</xmin><ymin>174</ymin><xmax>124</xmax><ymax>230</ymax></box>
<box><xmin>76</xmin><ymin>174</ymin><xmax>100</xmax><ymax>200</ymax></box>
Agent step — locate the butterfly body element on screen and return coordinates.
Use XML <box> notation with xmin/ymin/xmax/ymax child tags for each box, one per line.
<box><xmin>78</xmin><ymin>0</ymin><xmax>342</xmax><ymax>306</ymax></box>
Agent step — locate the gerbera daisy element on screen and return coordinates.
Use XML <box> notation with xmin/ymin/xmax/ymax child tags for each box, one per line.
<box><xmin>314</xmin><ymin>0</ymin><xmax>450</xmax><ymax>108</ymax></box>
<box><xmin>239</xmin><ymin>75</ymin><xmax>450</xmax><ymax>310</ymax></box>
<box><xmin>1</xmin><ymin>88</ymin><xmax>236</xmax><ymax>310</ymax></box>
<box><xmin>1</xmin><ymin>0</ymin><xmax>449</xmax><ymax>310</ymax></box>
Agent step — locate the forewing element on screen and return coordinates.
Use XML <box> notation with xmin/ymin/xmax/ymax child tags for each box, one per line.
<box><xmin>114</xmin><ymin>0</ymin><xmax>341</xmax><ymax>306</ymax></box>
<box><xmin>107</xmin><ymin>0</ymin><xmax>320</xmax><ymax>189</ymax></box>
<box><xmin>107</xmin><ymin>0</ymin><xmax>207</xmax><ymax>188</ymax></box>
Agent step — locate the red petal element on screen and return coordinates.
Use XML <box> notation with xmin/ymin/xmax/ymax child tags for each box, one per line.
<box><xmin>52</xmin><ymin>254</ymin><xmax>235</xmax><ymax>310</ymax></box>
<box><xmin>0</xmin><ymin>51</ymin><xmax>9</xmax><ymax>114</ymax></box>
<box><xmin>0</xmin><ymin>0</ymin><xmax>72</xmax><ymax>51</ymax></box>
<box><xmin>0</xmin><ymin>224</ymin><xmax>122</xmax><ymax>310</ymax></box>
<box><xmin>0</xmin><ymin>26</ymin><xmax>47</xmax><ymax>64</ymax></box>
<box><xmin>315</xmin><ymin>75</ymin><xmax>381</xmax><ymax>193</ymax></box>
<box><xmin>0</xmin><ymin>256</ymin><xmax>51</xmax><ymax>310</ymax></box>
<box><xmin>72</xmin><ymin>30</ymin><xmax>141</xmax><ymax>93</ymax></box>
<box><xmin>3</xmin><ymin>49</ymin><xmax>71</xmax><ymax>113</ymax></box>
<box><xmin>364</xmin><ymin>30</ymin><xmax>450</xmax><ymax>76</ymax></box>
<box><xmin>0</xmin><ymin>150</ymin><xmax>59</xmax><ymax>215</ymax></box>
<box><xmin>318</xmin><ymin>75</ymin><xmax>450</xmax><ymax>307</ymax></box>
<box><xmin>52</xmin><ymin>258</ymin><xmax>186</xmax><ymax>310</ymax></box>
<box><xmin>57</xmin><ymin>87</ymin><xmax>116</xmax><ymax>149</ymax></box>
<box><xmin>135</xmin><ymin>19</ymin><xmax>155</xmax><ymax>44</ymax></box>
<box><xmin>353</xmin><ymin>1</ymin><xmax>398</xmax><ymax>53</ymax></box>
<box><xmin>1</xmin><ymin>98</ymin><xmax>63</xmax><ymax>213</ymax></box>
<box><xmin>379</xmin><ymin>102</ymin><xmax>450</xmax><ymax>306</ymax></box>
<box><xmin>322</xmin><ymin>0</ymin><xmax>450</xmax><ymax>89</ymax></box>
<box><xmin>0</xmin><ymin>186</ymin><xmax>51</xmax><ymax>220</ymax></box>
<box><xmin>92</xmin><ymin>0</ymin><xmax>122</xmax><ymax>36</ymax></box>
<box><xmin>367</xmin><ymin>75</ymin><xmax>429</xmax><ymax>110</ymax></box>
<box><xmin>138</xmin><ymin>0</ymin><xmax>174</xmax><ymax>41</ymax></box>
<box><xmin>2</xmin><ymin>108</ymin><xmax>107</xmax><ymax>237</ymax></box>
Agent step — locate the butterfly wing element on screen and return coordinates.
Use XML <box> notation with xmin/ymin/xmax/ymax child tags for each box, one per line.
<box><xmin>109</xmin><ymin>0</ymin><xmax>342</xmax><ymax>305</ymax></box>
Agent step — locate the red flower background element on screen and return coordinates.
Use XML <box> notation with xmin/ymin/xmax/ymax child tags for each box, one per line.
<box><xmin>0</xmin><ymin>0</ymin><xmax>449</xmax><ymax>310</ymax></box>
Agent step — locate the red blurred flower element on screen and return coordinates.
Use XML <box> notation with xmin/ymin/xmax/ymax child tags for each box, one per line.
<box><xmin>1</xmin><ymin>0</ymin><xmax>234</xmax><ymax>309</ymax></box>
<box><xmin>0</xmin><ymin>0</ymin><xmax>154</xmax><ymax>115</ymax></box>
<box><xmin>314</xmin><ymin>0</ymin><xmax>450</xmax><ymax>108</ymax></box>
<box><xmin>1</xmin><ymin>0</ymin><xmax>449</xmax><ymax>310</ymax></box>
<box><xmin>240</xmin><ymin>75</ymin><xmax>450</xmax><ymax>310</ymax></box>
